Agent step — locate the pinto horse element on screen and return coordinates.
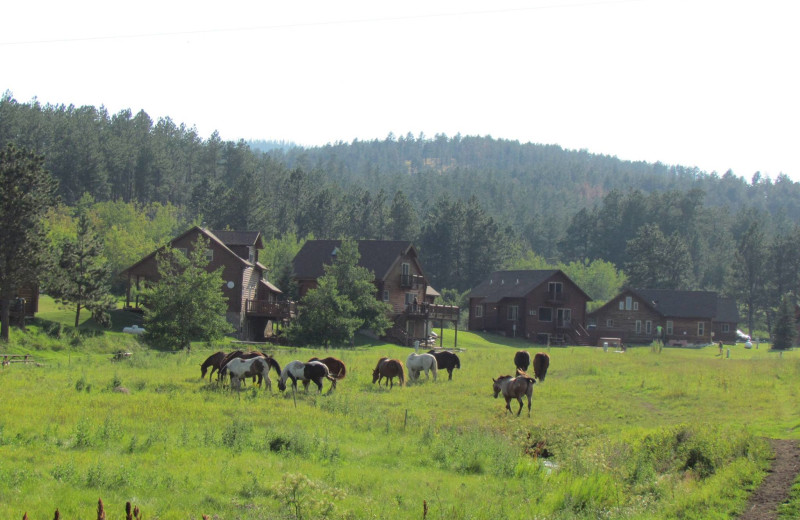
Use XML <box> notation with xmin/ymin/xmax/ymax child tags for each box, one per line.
<box><xmin>492</xmin><ymin>369</ymin><xmax>536</xmax><ymax>416</ymax></box>
<box><xmin>372</xmin><ymin>357</ymin><xmax>405</xmax><ymax>388</ymax></box>
<box><xmin>278</xmin><ymin>360</ymin><xmax>336</xmax><ymax>393</ymax></box>
<box><xmin>532</xmin><ymin>352</ymin><xmax>550</xmax><ymax>382</ymax></box>
<box><xmin>225</xmin><ymin>356</ymin><xmax>274</xmax><ymax>393</ymax></box>
<box><xmin>219</xmin><ymin>351</ymin><xmax>281</xmax><ymax>387</ymax></box>
<box><xmin>308</xmin><ymin>356</ymin><xmax>347</xmax><ymax>381</ymax></box>
<box><xmin>406</xmin><ymin>352</ymin><xmax>438</xmax><ymax>381</ymax></box>
<box><xmin>200</xmin><ymin>351</ymin><xmax>227</xmax><ymax>380</ymax></box>
<box><xmin>514</xmin><ymin>350</ymin><xmax>531</xmax><ymax>372</ymax></box>
<box><xmin>428</xmin><ymin>350</ymin><xmax>460</xmax><ymax>380</ymax></box>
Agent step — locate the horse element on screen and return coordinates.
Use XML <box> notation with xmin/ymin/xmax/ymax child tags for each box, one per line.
<box><xmin>200</xmin><ymin>351</ymin><xmax>227</xmax><ymax>380</ymax></box>
<box><xmin>514</xmin><ymin>350</ymin><xmax>531</xmax><ymax>372</ymax></box>
<box><xmin>428</xmin><ymin>350</ymin><xmax>460</xmax><ymax>380</ymax></box>
<box><xmin>533</xmin><ymin>352</ymin><xmax>550</xmax><ymax>381</ymax></box>
<box><xmin>406</xmin><ymin>352</ymin><xmax>438</xmax><ymax>381</ymax></box>
<box><xmin>492</xmin><ymin>369</ymin><xmax>536</xmax><ymax>416</ymax></box>
<box><xmin>219</xmin><ymin>351</ymin><xmax>281</xmax><ymax>387</ymax></box>
<box><xmin>224</xmin><ymin>356</ymin><xmax>274</xmax><ymax>393</ymax></box>
<box><xmin>308</xmin><ymin>356</ymin><xmax>347</xmax><ymax>381</ymax></box>
<box><xmin>372</xmin><ymin>357</ymin><xmax>405</xmax><ymax>388</ymax></box>
<box><xmin>278</xmin><ymin>360</ymin><xmax>336</xmax><ymax>394</ymax></box>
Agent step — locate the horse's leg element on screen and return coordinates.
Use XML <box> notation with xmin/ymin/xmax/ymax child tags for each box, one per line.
<box><xmin>516</xmin><ymin>397</ymin><xmax>524</xmax><ymax>416</ymax></box>
<box><xmin>315</xmin><ymin>378</ymin><xmax>323</xmax><ymax>393</ymax></box>
<box><xmin>302</xmin><ymin>379</ymin><xmax>310</xmax><ymax>393</ymax></box>
<box><xmin>505</xmin><ymin>397</ymin><xmax>512</xmax><ymax>414</ymax></box>
<box><xmin>526</xmin><ymin>395</ymin><xmax>531</xmax><ymax>417</ymax></box>
<box><xmin>447</xmin><ymin>368</ymin><xmax>453</xmax><ymax>381</ymax></box>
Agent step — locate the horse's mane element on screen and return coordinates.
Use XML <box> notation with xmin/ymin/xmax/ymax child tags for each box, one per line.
<box><xmin>265</xmin><ymin>355</ymin><xmax>281</xmax><ymax>374</ymax></box>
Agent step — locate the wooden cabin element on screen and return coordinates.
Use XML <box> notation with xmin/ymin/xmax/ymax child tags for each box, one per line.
<box><xmin>291</xmin><ymin>240</ymin><xmax>458</xmax><ymax>346</ymax></box>
<box><xmin>467</xmin><ymin>270</ymin><xmax>592</xmax><ymax>345</ymax></box>
<box><xmin>119</xmin><ymin>226</ymin><xmax>295</xmax><ymax>341</ymax></box>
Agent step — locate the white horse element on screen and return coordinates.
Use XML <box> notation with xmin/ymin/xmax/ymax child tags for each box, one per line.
<box><xmin>406</xmin><ymin>352</ymin><xmax>438</xmax><ymax>381</ymax></box>
<box><xmin>224</xmin><ymin>356</ymin><xmax>273</xmax><ymax>393</ymax></box>
<box><xmin>278</xmin><ymin>360</ymin><xmax>336</xmax><ymax>393</ymax></box>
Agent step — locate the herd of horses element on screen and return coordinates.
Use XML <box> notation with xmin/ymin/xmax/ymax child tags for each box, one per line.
<box><xmin>200</xmin><ymin>347</ymin><xmax>550</xmax><ymax>417</ymax></box>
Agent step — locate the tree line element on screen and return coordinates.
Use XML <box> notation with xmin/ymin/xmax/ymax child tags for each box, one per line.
<box><xmin>2</xmin><ymin>92</ymin><xmax>800</xmax><ymax>339</ymax></box>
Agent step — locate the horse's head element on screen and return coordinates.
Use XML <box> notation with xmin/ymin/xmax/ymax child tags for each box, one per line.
<box><xmin>492</xmin><ymin>378</ymin><xmax>501</xmax><ymax>398</ymax></box>
<box><xmin>372</xmin><ymin>367</ymin><xmax>380</xmax><ymax>383</ymax></box>
<box><xmin>200</xmin><ymin>365</ymin><xmax>207</xmax><ymax>377</ymax></box>
<box><xmin>277</xmin><ymin>378</ymin><xmax>286</xmax><ymax>392</ymax></box>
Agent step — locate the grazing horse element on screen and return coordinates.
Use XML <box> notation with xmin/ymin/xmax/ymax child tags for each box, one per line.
<box><xmin>308</xmin><ymin>356</ymin><xmax>347</xmax><ymax>381</ymax></box>
<box><xmin>219</xmin><ymin>351</ymin><xmax>281</xmax><ymax>387</ymax></box>
<box><xmin>514</xmin><ymin>350</ymin><xmax>531</xmax><ymax>372</ymax></box>
<box><xmin>533</xmin><ymin>352</ymin><xmax>550</xmax><ymax>382</ymax></box>
<box><xmin>492</xmin><ymin>370</ymin><xmax>536</xmax><ymax>416</ymax></box>
<box><xmin>372</xmin><ymin>357</ymin><xmax>405</xmax><ymax>388</ymax></box>
<box><xmin>200</xmin><ymin>351</ymin><xmax>227</xmax><ymax>380</ymax></box>
<box><xmin>428</xmin><ymin>350</ymin><xmax>460</xmax><ymax>380</ymax></box>
<box><xmin>225</xmin><ymin>357</ymin><xmax>274</xmax><ymax>393</ymax></box>
<box><xmin>406</xmin><ymin>352</ymin><xmax>438</xmax><ymax>381</ymax></box>
<box><xmin>278</xmin><ymin>360</ymin><xmax>336</xmax><ymax>393</ymax></box>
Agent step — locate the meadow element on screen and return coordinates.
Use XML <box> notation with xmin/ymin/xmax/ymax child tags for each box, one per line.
<box><xmin>1</xmin><ymin>315</ymin><xmax>799</xmax><ymax>519</ymax></box>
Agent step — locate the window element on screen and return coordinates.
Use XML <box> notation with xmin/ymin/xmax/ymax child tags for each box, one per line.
<box><xmin>606</xmin><ymin>319</ymin><xmax>614</xmax><ymax>327</ymax></box>
<box><xmin>405</xmin><ymin>293</ymin><xmax>415</xmax><ymax>305</ymax></box>
<box><xmin>619</xmin><ymin>301</ymin><xmax>624</xmax><ymax>310</ymax></box>
<box><xmin>248</xmin><ymin>246</ymin><xmax>255</xmax><ymax>264</ymax></box>
<box><xmin>666</xmin><ymin>320</ymin><xmax>673</xmax><ymax>335</ymax></box>
<box><xmin>475</xmin><ymin>305</ymin><xmax>483</xmax><ymax>318</ymax></box>
<box><xmin>538</xmin><ymin>307</ymin><xmax>552</xmax><ymax>322</ymax></box>
<box><xmin>625</xmin><ymin>296</ymin><xmax>632</xmax><ymax>310</ymax></box>
<box><xmin>507</xmin><ymin>305</ymin><xmax>519</xmax><ymax>321</ymax></box>
<box><xmin>557</xmin><ymin>308</ymin><xmax>571</xmax><ymax>326</ymax></box>
<box><xmin>645</xmin><ymin>320</ymin><xmax>652</xmax><ymax>335</ymax></box>
<box><xmin>698</xmin><ymin>322</ymin><xmax>705</xmax><ymax>336</ymax></box>
<box><xmin>722</xmin><ymin>323</ymin><xmax>730</xmax><ymax>333</ymax></box>
<box><xmin>402</xmin><ymin>263</ymin><xmax>410</xmax><ymax>275</ymax></box>
<box><xmin>635</xmin><ymin>320</ymin><xmax>642</xmax><ymax>333</ymax></box>
<box><xmin>262</xmin><ymin>270</ymin><xmax>269</xmax><ymax>281</ymax></box>
<box><xmin>633</xmin><ymin>301</ymin><xmax>639</xmax><ymax>311</ymax></box>
<box><xmin>205</xmin><ymin>249</ymin><xmax>214</xmax><ymax>262</ymax></box>
<box><xmin>383</xmin><ymin>290</ymin><xmax>389</xmax><ymax>302</ymax></box>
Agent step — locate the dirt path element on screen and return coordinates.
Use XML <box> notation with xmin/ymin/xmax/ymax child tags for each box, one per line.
<box><xmin>738</xmin><ymin>439</ymin><xmax>800</xmax><ymax>520</ymax></box>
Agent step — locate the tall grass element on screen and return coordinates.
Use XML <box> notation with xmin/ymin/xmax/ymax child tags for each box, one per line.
<box><xmin>0</xmin><ymin>330</ymin><xmax>796</xmax><ymax>518</ymax></box>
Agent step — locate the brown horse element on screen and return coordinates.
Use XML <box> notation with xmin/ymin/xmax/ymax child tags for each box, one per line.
<box><xmin>533</xmin><ymin>352</ymin><xmax>550</xmax><ymax>381</ymax></box>
<box><xmin>372</xmin><ymin>357</ymin><xmax>405</xmax><ymax>388</ymax></box>
<box><xmin>200</xmin><ymin>351</ymin><xmax>227</xmax><ymax>380</ymax></box>
<box><xmin>308</xmin><ymin>356</ymin><xmax>347</xmax><ymax>380</ymax></box>
<box><xmin>492</xmin><ymin>369</ymin><xmax>536</xmax><ymax>416</ymax></box>
<box><xmin>514</xmin><ymin>350</ymin><xmax>531</xmax><ymax>372</ymax></box>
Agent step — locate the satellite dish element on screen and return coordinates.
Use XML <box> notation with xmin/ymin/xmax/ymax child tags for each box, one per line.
<box><xmin>227</xmin><ymin>281</ymin><xmax>235</xmax><ymax>289</ymax></box>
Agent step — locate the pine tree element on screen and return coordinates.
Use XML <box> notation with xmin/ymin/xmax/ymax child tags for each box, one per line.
<box><xmin>772</xmin><ymin>293</ymin><xmax>797</xmax><ymax>350</ymax></box>
<box><xmin>0</xmin><ymin>144</ymin><xmax>57</xmax><ymax>341</ymax></box>
<box><xmin>48</xmin><ymin>195</ymin><xmax>116</xmax><ymax>328</ymax></box>
<box><xmin>142</xmin><ymin>237</ymin><xmax>232</xmax><ymax>350</ymax></box>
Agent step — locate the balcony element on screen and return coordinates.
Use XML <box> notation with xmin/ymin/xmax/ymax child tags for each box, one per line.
<box><xmin>245</xmin><ymin>300</ymin><xmax>297</xmax><ymax>319</ymax></box>
<box><xmin>404</xmin><ymin>303</ymin><xmax>460</xmax><ymax>321</ymax></box>
<box><xmin>400</xmin><ymin>274</ymin><xmax>425</xmax><ymax>288</ymax></box>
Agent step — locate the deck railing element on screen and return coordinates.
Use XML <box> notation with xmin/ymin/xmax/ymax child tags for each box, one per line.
<box><xmin>245</xmin><ymin>300</ymin><xmax>297</xmax><ymax>318</ymax></box>
<box><xmin>404</xmin><ymin>303</ymin><xmax>460</xmax><ymax>321</ymax></box>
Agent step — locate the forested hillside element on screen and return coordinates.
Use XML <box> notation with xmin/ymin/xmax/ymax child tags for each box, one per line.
<box><xmin>2</xmin><ymin>92</ymin><xmax>799</xmax><ymax>333</ymax></box>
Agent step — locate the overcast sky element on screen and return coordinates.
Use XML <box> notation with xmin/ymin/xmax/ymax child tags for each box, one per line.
<box><xmin>2</xmin><ymin>0</ymin><xmax>799</xmax><ymax>181</ymax></box>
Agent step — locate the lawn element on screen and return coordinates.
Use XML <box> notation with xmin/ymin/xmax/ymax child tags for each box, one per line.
<box><xmin>0</xmin><ymin>320</ymin><xmax>798</xmax><ymax>519</ymax></box>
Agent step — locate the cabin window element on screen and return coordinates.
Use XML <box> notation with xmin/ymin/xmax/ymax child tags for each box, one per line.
<box><xmin>402</xmin><ymin>262</ymin><xmax>410</xmax><ymax>275</ymax></box>
<box><xmin>538</xmin><ymin>307</ymin><xmax>552</xmax><ymax>322</ymax></box>
<box><xmin>606</xmin><ymin>319</ymin><xmax>614</xmax><ymax>327</ymax></box>
<box><xmin>722</xmin><ymin>323</ymin><xmax>730</xmax><ymax>332</ymax></box>
<box><xmin>645</xmin><ymin>320</ymin><xmax>652</xmax><ymax>335</ymax></box>
<box><xmin>619</xmin><ymin>301</ymin><xmax>624</xmax><ymax>310</ymax></box>
<box><xmin>262</xmin><ymin>270</ymin><xmax>268</xmax><ymax>281</ymax></box>
<box><xmin>633</xmin><ymin>301</ymin><xmax>639</xmax><ymax>311</ymax></box>
<box><xmin>248</xmin><ymin>246</ymin><xmax>255</xmax><ymax>264</ymax></box>
<box><xmin>625</xmin><ymin>296</ymin><xmax>632</xmax><ymax>310</ymax></box>
<box><xmin>698</xmin><ymin>322</ymin><xmax>705</xmax><ymax>336</ymax></box>
<box><xmin>383</xmin><ymin>290</ymin><xmax>389</xmax><ymax>302</ymax></box>
<box><xmin>666</xmin><ymin>320</ymin><xmax>674</xmax><ymax>335</ymax></box>
<box><xmin>405</xmin><ymin>293</ymin><xmax>415</xmax><ymax>305</ymax></box>
<box><xmin>635</xmin><ymin>320</ymin><xmax>642</xmax><ymax>333</ymax></box>
<box><xmin>475</xmin><ymin>305</ymin><xmax>483</xmax><ymax>318</ymax></box>
<box><xmin>548</xmin><ymin>282</ymin><xmax>563</xmax><ymax>294</ymax></box>
<box><xmin>507</xmin><ymin>305</ymin><xmax>519</xmax><ymax>321</ymax></box>
<box><xmin>587</xmin><ymin>317</ymin><xmax>596</xmax><ymax>328</ymax></box>
<box><xmin>205</xmin><ymin>249</ymin><xmax>214</xmax><ymax>262</ymax></box>
<box><xmin>177</xmin><ymin>247</ymin><xmax>188</xmax><ymax>257</ymax></box>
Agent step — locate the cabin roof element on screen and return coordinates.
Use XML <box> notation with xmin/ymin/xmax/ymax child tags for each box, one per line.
<box><xmin>292</xmin><ymin>239</ymin><xmax>417</xmax><ymax>281</ymax></box>
<box><xmin>468</xmin><ymin>269</ymin><xmax>591</xmax><ymax>303</ymax></box>
<box><xmin>629</xmin><ymin>288</ymin><xmax>718</xmax><ymax>318</ymax></box>
<box><xmin>715</xmin><ymin>297</ymin><xmax>739</xmax><ymax>322</ymax></box>
<box><xmin>210</xmin><ymin>230</ymin><xmax>263</xmax><ymax>249</ymax></box>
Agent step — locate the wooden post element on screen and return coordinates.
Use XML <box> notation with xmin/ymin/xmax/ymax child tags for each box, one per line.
<box><xmin>440</xmin><ymin>319</ymin><xmax>444</xmax><ymax>348</ymax></box>
<box><xmin>454</xmin><ymin>320</ymin><xmax>458</xmax><ymax>350</ymax></box>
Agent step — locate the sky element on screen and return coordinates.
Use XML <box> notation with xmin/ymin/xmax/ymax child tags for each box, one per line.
<box><xmin>2</xmin><ymin>0</ymin><xmax>799</xmax><ymax>182</ymax></box>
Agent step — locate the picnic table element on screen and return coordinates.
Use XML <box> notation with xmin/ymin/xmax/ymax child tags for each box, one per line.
<box><xmin>1</xmin><ymin>353</ymin><xmax>35</xmax><ymax>366</ymax></box>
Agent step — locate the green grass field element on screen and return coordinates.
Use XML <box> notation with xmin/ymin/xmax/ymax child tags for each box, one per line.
<box><xmin>1</xmin><ymin>310</ymin><xmax>798</xmax><ymax>519</ymax></box>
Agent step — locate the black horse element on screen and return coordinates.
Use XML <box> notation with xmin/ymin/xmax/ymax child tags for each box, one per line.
<box><xmin>200</xmin><ymin>351</ymin><xmax>227</xmax><ymax>380</ymax></box>
<box><xmin>428</xmin><ymin>350</ymin><xmax>461</xmax><ymax>380</ymax></box>
<box><xmin>514</xmin><ymin>350</ymin><xmax>531</xmax><ymax>372</ymax></box>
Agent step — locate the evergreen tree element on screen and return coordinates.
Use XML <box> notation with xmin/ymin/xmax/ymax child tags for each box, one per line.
<box><xmin>142</xmin><ymin>237</ymin><xmax>232</xmax><ymax>350</ymax></box>
<box><xmin>47</xmin><ymin>195</ymin><xmax>116</xmax><ymax>327</ymax></box>
<box><xmin>388</xmin><ymin>190</ymin><xmax>419</xmax><ymax>241</ymax></box>
<box><xmin>771</xmin><ymin>293</ymin><xmax>797</xmax><ymax>350</ymax></box>
<box><xmin>0</xmin><ymin>144</ymin><xmax>57</xmax><ymax>341</ymax></box>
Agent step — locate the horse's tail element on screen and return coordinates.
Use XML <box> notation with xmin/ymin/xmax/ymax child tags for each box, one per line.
<box><xmin>398</xmin><ymin>362</ymin><xmax>405</xmax><ymax>386</ymax></box>
<box><xmin>335</xmin><ymin>360</ymin><xmax>346</xmax><ymax>379</ymax></box>
<box><xmin>430</xmin><ymin>357</ymin><xmax>438</xmax><ymax>378</ymax></box>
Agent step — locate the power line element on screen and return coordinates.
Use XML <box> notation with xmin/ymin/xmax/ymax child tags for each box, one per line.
<box><xmin>1</xmin><ymin>0</ymin><xmax>654</xmax><ymax>46</ymax></box>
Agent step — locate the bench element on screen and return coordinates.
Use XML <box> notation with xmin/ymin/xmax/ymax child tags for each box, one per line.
<box><xmin>1</xmin><ymin>354</ymin><xmax>35</xmax><ymax>366</ymax></box>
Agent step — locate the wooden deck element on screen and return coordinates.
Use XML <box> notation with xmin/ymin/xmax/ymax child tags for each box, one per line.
<box><xmin>245</xmin><ymin>300</ymin><xmax>297</xmax><ymax>319</ymax></box>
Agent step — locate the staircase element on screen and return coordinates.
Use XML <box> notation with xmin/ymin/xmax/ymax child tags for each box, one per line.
<box><xmin>572</xmin><ymin>324</ymin><xmax>593</xmax><ymax>346</ymax></box>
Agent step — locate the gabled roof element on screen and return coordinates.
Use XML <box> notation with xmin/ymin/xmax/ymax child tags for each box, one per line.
<box><xmin>210</xmin><ymin>230</ymin><xmax>263</xmax><ymax>249</ymax></box>
<box><xmin>715</xmin><ymin>297</ymin><xmax>739</xmax><ymax>322</ymax></box>
<box><xmin>120</xmin><ymin>226</ymin><xmax>253</xmax><ymax>276</ymax></box>
<box><xmin>292</xmin><ymin>240</ymin><xmax>418</xmax><ymax>281</ymax></box>
<box><xmin>629</xmin><ymin>288</ymin><xmax>718</xmax><ymax>319</ymax></box>
<box><xmin>468</xmin><ymin>270</ymin><xmax>590</xmax><ymax>304</ymax></box>
<box><xmin>259</xmin><ymin>279</ymin><xmax>283</xmax><ymax>294</ymax></box>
